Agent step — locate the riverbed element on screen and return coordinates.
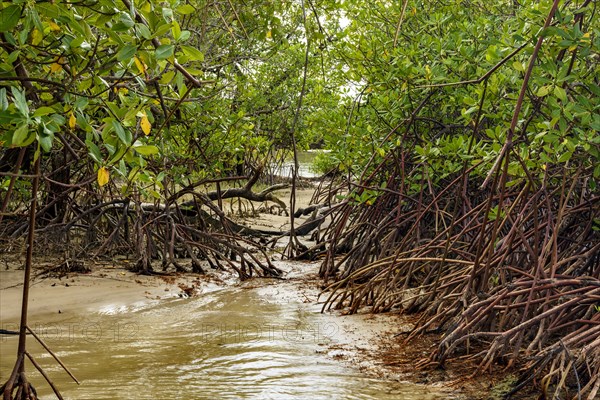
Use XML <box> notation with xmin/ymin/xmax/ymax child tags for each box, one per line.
<box><xmin>0</xmin><ymin>262</ymin><xmax>449</xmax><ymax>400</ymax></box>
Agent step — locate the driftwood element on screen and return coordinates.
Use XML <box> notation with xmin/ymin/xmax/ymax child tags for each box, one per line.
<box><xmin>197</xmin><ymin>183</ymin><xmax>289</xmax><ymax>214</ymax></box>
<box><xmin>293</xmin><ymin>204</ymin><xmax>326</xmax><ymax>218</ymax></box>
<box><xmin>138</xmin><ymin>202</ymin><xmax>324</xmax><ymax>237</ymax></box>
<box><xmin>176</xmin><ymin>165</ymin><xmax>290</xmax><ymax>214</ymax></box>
<box><xmin>85</xmin><ymin>186</ymin><xmax>326</xmax><ymax>238</ymax></box>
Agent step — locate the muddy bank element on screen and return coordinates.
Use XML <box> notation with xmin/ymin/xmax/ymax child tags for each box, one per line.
<box><xmin>1</xmin><ymin>255</ymin><xmax>516</xmax><ymax>400</ymax></box>
<box><xmin>0</xmin><ymin>185</ymin><xmax>523</xmax><ymax>399</ymax></box>
<box><xmin>1</xmin><ymin>259</ymin><xmax>453</xmax><ymax>399</ymax></box>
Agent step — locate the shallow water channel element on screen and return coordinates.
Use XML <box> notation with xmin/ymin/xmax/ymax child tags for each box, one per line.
<box><xmin>1</xmin><ymin>281</ymin><xmax>445</xmax><ymax>399</ymax></box>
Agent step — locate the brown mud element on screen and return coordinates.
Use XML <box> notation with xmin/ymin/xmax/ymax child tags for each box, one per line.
<box><xmin>0</xmin><ymin>186</ymin><xmax>534</xmax><ymax>399</ymax></box>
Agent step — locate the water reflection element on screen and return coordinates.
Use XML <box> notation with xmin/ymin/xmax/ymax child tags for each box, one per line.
<box><xmin>1</xmin><ymin>285</ymin><xmax>446</xmax><ymax>399</ymax></box>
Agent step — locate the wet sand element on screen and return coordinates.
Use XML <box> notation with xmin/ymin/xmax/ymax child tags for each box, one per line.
<box><xmin>1</xmin><ymin>186</ymin><xmax>317</xmax><ymax>324</ymax></box>
<box><xmin>0</xmin><ymin>185</ymin><xmax>478</xmax><ymax>398</ymax></box>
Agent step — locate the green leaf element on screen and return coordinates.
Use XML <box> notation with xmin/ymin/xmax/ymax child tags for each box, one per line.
<box><xmin>119</xmin><ymin>12</ymin><xmax>135</xmax><ymax>28</ymax></box>
<box><xmin>180</xmin><ymin>45</ymin><xmax>204</xmax><ymax>61</ymax></box>
<box><xmin>152</xmin><ymin>23</ymin><xmax>172</xmax><ymax>39</ymax></box>
<box><xmin>155</xmin><ymin>44</ymin><xmax>174</xmax><ymax>60</ymax></box>
<box><xmin>0</xmin><ymin>110</ymin><xmax>18</xmax><ymax>124</ymax></box>
<box><xmin>39</xmin><ymin>131</ymin><xmax>54</xmax><ymax>152</ymax></box>
<box><xmin>7</xmin><ymin>50</ymin><xmax>19</xmax><ymax>64</ymax></box>
<box><xmin>117</xmin><ymin>44</ymin><xmax>137</xmax><ymax>62</ymax></box>
<box><xmin>558</xmin><ymin>151</ymin><xmax>572</xmax><ymax>163</ymax></box>
<box><xmin>12</xmin><ymin>123</ymin><xmax>32</xmax><ymax>146</ymax></box>
<box><xmin>554</xmin><ymin>86</ymin><xmax>567</xmax><ymax>102</ymax></box>
<box><xmin>162</xmin><ymin>8</ymin><xmax>173</xmax><ymax>21</ymax></box>
<box><xmin>86</xmin><ymin>139</ymin><xmax>103</xmax><ymax>163</ymax></box>
<box><xmin>10</xmin><ymin>87</ymin><xmax>29</xmax><ymax>117</ymax></box>
<box><xmin>33</xmin><ymin>107</ymin><xmax>55</xmax><ymax>117</ymax></box>
<box><xmin>108</xmin><ymin>144</ymin><xmax>127</xmax><ymax>164</ymax></box>
<box><xmin>133</xmin><ymin>144</ymin><xmax>159</xmax><ymax>155</ymax></box>
<box><xmin>536</xmin><ymin>85</ymin><xmax>551</xmax><ymax>97</ymax></box>
<box><xmin>34</xmin><ymin>3</ymin><xmax>61</xmax><ymax>19</ymax></box>
<box><xmin>172</xmin><ymin>20</ymin><xmax>181</xmax><ymax>40</ymax></box>
<box><xmin>112</xmin><ymin>120</ymin><xmax>132</xmax><ymax>145</ymax></box>
<box><xmin>23</xmin><ymin>8</ymin><xmax>44</xmax><ymax>33</ymax></box>
<box><xmin>512</xmin><ymin>61</ymin><xmax>524</xmax><ymax>72</ymax></box>
<box><xmin>178</xmin><ymin>30</ymin><xmax>190</xmax><ymax>42</ymax></box>
<box><xmin>160</xmin><ymin>71</ymin><xmax>175</xmax><ymax>84</ymax></box>
<box><xmin>135</xmin><ymin>23</ymin><xmax>151</xmax><ymax>40</ymax></box>
<box><xmin>0</xmin><ymin>5</ymin><xmax>21</xmax><ymax>32</ymax></box>
<box><xmin>176</xmin><ymin>5</ymin><xmax>196</xmax><ymax>15</ymax></box>
<box><xmin>0</xmin><ymin>88</ymin><xmax>7</xmax><ymax>111</ymax></box>
<box><xmin>105</xmin><ymin>28</ymin><xmax>125</xmax><ymax>45</ymax></box>
<box><xmin>33</xmin><ymin>148</ymin><xmax>40</xmax><ymax>163</ymax></box>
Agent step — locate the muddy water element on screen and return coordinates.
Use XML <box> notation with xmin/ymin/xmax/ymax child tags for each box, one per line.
<box><xmin>1</xmin><ymin>282</ymin><xmax>444</xmax><ymax>399</ymax></box>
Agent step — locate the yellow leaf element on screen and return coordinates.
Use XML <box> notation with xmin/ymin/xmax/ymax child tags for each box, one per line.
<box><xmin>69</xmin><ymin>112</ymin><xmax>76</xmax><ymax>129</ymax></box>
<box><xmin>50</xmin><ymin>63</ymin><xmax>62</xmax><ymax>73</ymax></box>
<box><xmin>134</xmin><ymin>56</ymin><xmax>147</xmax><ymax>74</ymax></box>
<box><xmin>266</xmin><ymin>30</ymin><xmax>272</xmax><ymax>39</ymax></box>
<box><xmin>97</xmin><ymin>167</ymin><xmax>110</xmax><ymax>187</ymax></box>
<box><xmin>48</xmin><ymin>21</ymin><xmax>61</xmax><ymax>32</ymax></box>
<box><xmin>31</xmin><ymin>29</ymin><xmax>43</xmax><ymax>45</ymax></box>
<box><xmin>140</xmin><ymin>114</ymin><xmax>151</xmax><ymax>135</ymax></box>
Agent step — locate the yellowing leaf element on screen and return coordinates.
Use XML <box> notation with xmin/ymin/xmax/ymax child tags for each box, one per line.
<box><xmin>69</xmin><ymin>112</ymin><xmax>76</xmax><ymax>129</ymax></box>
<box><xmin>266</xmin><ymin>30</ymin><xmax>272</xmax><ymax>39</ymax></box>
<box><xmin>48</xmin><ymin>21</ymin><xmax>61</xmax><ymax>31</ymax></box>
<box><xmin>134</xmin><ymin>56</ymin><xmax>147</xmax><ymax>74</ymax></box>
<box><xmin>97</xmin><ymin>167</ymin><xmax>110</xmax><ymax>187</ymax></box>
<box><xmin>50</xmin><ymin>62</ymin><xmax>62</xmax><ymax>73</ymax></box>
<box><xmin>140</xmin><ymin>114</ymin><xmax>151</xmax><ymax>135</ymax></box>
<box><xmin>31</xmin><ymin>29</ymin><xmax>43</xmax><ymax>45</ymax></box>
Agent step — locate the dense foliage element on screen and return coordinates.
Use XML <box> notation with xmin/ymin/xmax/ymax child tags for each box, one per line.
<box><xmin>1</xmin><ymin>0</ymin><xmax>599</xmax><ymax>398</ymax></box>
<box><xmin>0</xmin><ymin>0</ymin><xmax>342</xmax><ymax>271</ymax></box>
<box><xmin>0</xmin><ymin>0</ymin><xmax>339</xmax><ymax>194</ymax></box>
<box><xmin>316</xmin><ymin>1</ymin><xmax>600</xmax><ymax>399</ymax></box>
